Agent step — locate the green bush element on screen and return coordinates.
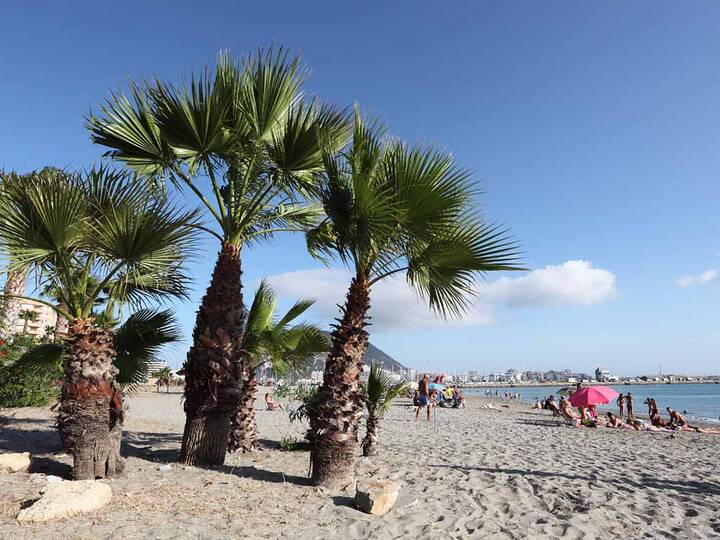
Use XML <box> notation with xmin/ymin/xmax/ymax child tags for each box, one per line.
<box><xmin>0</xmin><ymin>336</ymin><xmax>61</xmax><ymax>408</ymax></box>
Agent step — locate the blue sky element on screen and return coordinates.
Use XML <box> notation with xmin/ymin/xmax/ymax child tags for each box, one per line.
<box><xmin>2</xmin><ymin>1</ymin><xmax>719</xmax><ymax>375</ymax></box>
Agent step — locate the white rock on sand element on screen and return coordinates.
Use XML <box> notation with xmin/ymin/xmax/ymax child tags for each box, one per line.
<box><xmin>355</xmin><ymin>479</ymin><xmax>400</xmax><ymax>515</ymax></box>
<box><xmin>0</xmin><ymin>452</ymin><xmax>31</xmax><ymax>473</ymax></box>
<box><xmin>17</xmin><ymin>480</ymin><xmax>112</xmax><ymax>523</ymax></box>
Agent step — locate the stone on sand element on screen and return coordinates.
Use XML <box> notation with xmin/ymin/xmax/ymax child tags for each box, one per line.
<box><xmin>17</xmin><ymin>480</ymin><xmax>112</xmax><ymax>522</ymax></box>
<box><xmin>0</xmin><ymin>452</ymin><xmax>31</xmax><ymax>473</ymax></box>
<box><xmin>354</xmin><ymin>479</ymin><xmax>400</xmax><ymax>516</ymax></box>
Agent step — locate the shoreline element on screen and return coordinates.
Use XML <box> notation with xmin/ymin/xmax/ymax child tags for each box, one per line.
<box><xmin>458</xmin><ymin>380</ymin><xmax>719</xmax><ymax>388</ymax></box>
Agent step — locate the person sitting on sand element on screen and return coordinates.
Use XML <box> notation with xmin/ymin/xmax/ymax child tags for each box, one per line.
<box><xmin>667</xmin><ymin>407</ymin><xmax>687</xmax><ymax>428</ymax></box>
<box><xmin>580</xmin><ymin>407</ymin><xmax>598</xmax><ymax>427</ymax></box>
<box><xmin>265</xmin><ymin>393</ymin><xmax>284</xmax><ymax>410</ymax></box>
<box><xmin>415</xmin><ymin>374</ymin><xmax>432</xmax><ymax>421</ymax></box>
<box><xmin>606</xmin><ymin>411</ymin><xmax>624</xmax><ymax>428</ymax></box>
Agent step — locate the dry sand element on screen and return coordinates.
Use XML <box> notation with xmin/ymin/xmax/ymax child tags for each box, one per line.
<box><xmin>1</xmin><ymin>391</ymin><xmax>720</xmax><ymax>539</ymax></box>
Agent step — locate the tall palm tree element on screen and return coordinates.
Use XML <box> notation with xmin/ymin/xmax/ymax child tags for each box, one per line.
<box><xmin>361</xmin><ymin>363</ymin><xmax>409</xmax><ymax>457</ymax></box>
<box><xmin>18</xmin><ymin>309</ymin><xmax>38</xmax><ymax>334</ymax></box>
<box><xmin>87</xmin><ymin>49</ymin><xmax>349</xmax><ymax>465</ymax></box>
<box><xmin>306</xmin><ymin>112</ymin><xmax>524</xmax><ymax>488</ymax></box>
<box><xmin>227</xmin><ymin>279</ymin><xmax>329</xmax><ymax>453</ymax></box>
<box><xmin>0</xmin><ymin>167</ymin><xmax>198</xmax><ymax>479</ymax></box>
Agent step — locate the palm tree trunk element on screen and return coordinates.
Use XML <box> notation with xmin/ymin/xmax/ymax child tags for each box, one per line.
<box><xmin>57</xmin><ymin>319</ymin><xmax>124</xmax><ymax>480</ymax></box>
<box><xmin>228</xmin><ymin>369</ymin><xmax>257</xmax><ymax>453</ymax></box>
<box><xmin>310</xmin><ymin>275</ymin><xmax>370</xmax><ymax>489</ymax></box>
<box><xmin>361</xmin><ymin>413</ymin><xmax>379</xmax><ymax>457</ymax></box>
<box><xmin>0</xmin><ymin>267</ymin><xmax>28</xmax><ymax>338</ymax></box>
<box><xmin>180</xmin><ymin>242</ymin><xmax>245</xmax><ymax>466</ymax></box>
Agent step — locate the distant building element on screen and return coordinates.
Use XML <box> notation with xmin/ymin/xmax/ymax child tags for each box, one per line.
<box><xmin>147</xmin><ymin>360</ymin><xmax>169</xmax><ymax>375</ymax></box>
<box><xmin>595</xmin><ymin>367</ymin><xmax>611</xmax><ymax>382</ymax></box>
<box><xmin>8</xmin><ymin>298</ymin><xmax>57</xmax><ymax>338</ymax></box>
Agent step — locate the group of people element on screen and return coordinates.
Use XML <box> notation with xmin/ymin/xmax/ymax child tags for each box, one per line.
<box><xmin>414</xmin><ymin>373</ymin><xmax>465</xmax><ymax>420</ymax></box>
<box><xmin>539</xmin><ymin>387</ymin><xmax>720</xmax><ymax>433</ymax></box>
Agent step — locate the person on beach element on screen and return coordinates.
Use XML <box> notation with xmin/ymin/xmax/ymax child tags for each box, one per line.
<box><xmin>559</xmin><ymin>397</ymin><xmax>581</xmax><ymax>426</ymax></box>
<box><xmin>626</xmin><ymin>392</ymin><xmax>635</xmax><ymax>420</ymax></box>
<box><xmin>645</xmin><ymin>397</ymin><xmax>659</xmax><ymax>417</ymax></box>
<box><xmin>667</xmin><ymin>407</ymin><xmax>687</xmax><ymax>428</ymax></box>
<box><xmin>453</xmin><ymin>385</ymin><xmax>465</xmax><ymax>408</ymax></box>
<box><xmin>415</xmin><ymin>374</ymin><xmax>431</xmax><ymax>421</ymax></box>
<box><xmin>617</xmin><ymin>393</ymin><xmax>625</xmax><ymax>418</ymax></box>
<box><xmin>665</xmin><ymin>407</ymin><xmax>720</xmax><ymax>433</ymax></box>
<box><xmin>265</xmin><ymin>393</ymin><xmax>284</xmax><ymax>410</ymax></box>
<box><xmin>412</xmin><ymin>390</ymin><xmax>421</xmax><ymax>407</ymax></box>
<box><xmin>606</xmin><ymin>411</ymin><xmax>623</xmax><ymax>428</ymax></box>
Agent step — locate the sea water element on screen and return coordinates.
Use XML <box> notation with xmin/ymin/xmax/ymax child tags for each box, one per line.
<box><xmin>465</xmin><ymin>383</ymin><xmax>720</xmax><ymax>423</ymax></box>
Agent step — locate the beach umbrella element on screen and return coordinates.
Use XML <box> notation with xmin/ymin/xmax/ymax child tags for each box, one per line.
<box><xmin>568</xmin><ymin>386</ymin><xmax>619</xmax><ymax>407</ymax></box>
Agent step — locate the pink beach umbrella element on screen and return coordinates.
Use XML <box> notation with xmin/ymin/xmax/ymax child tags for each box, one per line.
<box><xmin>568</xmin><ymin>386</ymin><xmax>619</xmax><ymax>407</ymax></box>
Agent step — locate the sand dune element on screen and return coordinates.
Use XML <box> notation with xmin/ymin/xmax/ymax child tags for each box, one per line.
<box><xmin>2</xmin><ymin>392</ymin><xmax>720</xmax><ymax>539</ymax></box>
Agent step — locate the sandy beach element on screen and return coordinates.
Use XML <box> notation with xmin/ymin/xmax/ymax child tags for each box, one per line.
<box><xmin>1</xmin><ymin>391</ymin><xmax>720</xmax><ymax>539</ymax></box>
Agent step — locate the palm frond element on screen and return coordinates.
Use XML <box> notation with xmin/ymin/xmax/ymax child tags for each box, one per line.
<box><xmin>7</xmin><ymin>343</ymin><xmax>64</xmax><ymax>375</ymax></box>
<box><xmin>87</xmin><ymin>82</ymin><xmax>174</xmax><ymax>177</ymax></box>
<box><xmin>114</xmin><ymin>309</ymin><xmax>182</xmax><ymax>388</ymax></box>
<box><xmin>365</xmin><ymin>362</ymin><xmax>409</xmax><ymax>417</ymax></box>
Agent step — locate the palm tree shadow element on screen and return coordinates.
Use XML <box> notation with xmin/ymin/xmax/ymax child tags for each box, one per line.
<box><xmin>225</xmin><ymin>465</ymin><xmax>313</xmax><ymax>486</ymax></box>
<box><xmin>121</xmin><ymin>431</ymin><xmax>182</xmax><ymax>463</ymax></box>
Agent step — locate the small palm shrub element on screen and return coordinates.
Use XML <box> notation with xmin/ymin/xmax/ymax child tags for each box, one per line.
<box><xmin>0</xmin><ymin>336</ymin><xmax>60</xmax><ymax>407</ymax></box>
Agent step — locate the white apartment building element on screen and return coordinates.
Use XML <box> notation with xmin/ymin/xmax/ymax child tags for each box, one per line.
<box><xmin>9</xmin><ymin>298</ymin><xmax>57</xmax><ymax>338</ymax></box>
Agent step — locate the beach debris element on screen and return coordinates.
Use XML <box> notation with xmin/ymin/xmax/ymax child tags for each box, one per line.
<box><xmin>354</xmin><ymin>479</ymin><xmax>400</xmax><ymax>516</ymax></box>
<box><xmin>0</xmin><ymin>452</ymin><xmax>31</xmax><ymax>473</ymax></box>
<box><xmin>17</xmin><ymin>480</ymin><xmax>112</xmax><ymax>522</ymax></box>
<box><xmin>158</xmin><ymin>464</ymin><xmax>173</xmax><ymax>471</ymax></box>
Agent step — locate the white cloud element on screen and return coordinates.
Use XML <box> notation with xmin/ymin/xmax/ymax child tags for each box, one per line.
<box><xmin>266</xmin><ymin>259</ymin><xmax>616</xmax><ymax>332</ymax></box>
<box><xmin>675</xmin><ymin>269</ymin><xmax>719</xmax><ymax>288</ymax></box>
<box><xmin>479</xmin><ymin>260</ymin><xmax>617</xmax><ymax>307</ymax></box>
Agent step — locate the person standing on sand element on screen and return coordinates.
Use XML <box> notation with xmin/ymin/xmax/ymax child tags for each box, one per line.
<box><xmin>617</xmin><ymin>393</ymin><xmax>625</xmax><ymax>418</ymax></box>
<box><xmin>415</xmin><ymin>374</ymin><xmax>432</xmax><ymax>421</ymax></box>
<box><xmin>626</xmin><ymin>392</ymin><xmax>635</xmax><ymax>420</ymax></box>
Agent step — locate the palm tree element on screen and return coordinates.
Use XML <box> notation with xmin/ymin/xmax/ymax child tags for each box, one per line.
<box><xmin>87</xmin><ymin>49</ymin><xmax>349</xmax><ymax>466</ymax></box>
<box><xmin>227</xmin><ymin>279</ymin><xmax>329</xmax><ymax>452</ymax></box>
<box><xmin>12</xmin><ymin>308</ymin><xmax>183</xmax><ymax>392</ymax></box>
<box><xmin>154</xmin><ymin>366</ymin><xmax>174</xmax><ymax>392</ymax></box>
<box><xmin>306</xmin><ymin>112</ymin><xmax>523</xmax><ymax>488</ymax></box>
<box><xmin>0</xmin><ymin>174</ymin><xmax>29</xmax><ymax>339</ymax></box>
<box><xmin>1</xmin><ymin>169</ymin><xmax>66</xmax><ymax>339</ymax></box>
<box><xmin>0</xmin><ymin>268</ymin><xmax>28</xmax><ymax>338</ymax></box>
<box><xmin>361</xmin><ymin>364</ymin><xmax>409</xmax><ymax>457</ymax></box>
<box><xmin>0</xmin><ymin>167</ymin><xmax>198</xmax><ymax>479</ymax></box>
<box><xmin>18</xmin><ymin>309</ymin><xmax>38</xmax><ymax>334</ymax></box>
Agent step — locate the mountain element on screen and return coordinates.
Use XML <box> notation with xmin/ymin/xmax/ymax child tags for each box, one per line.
<box><xmin>294</xmin><ymin>331</ymin><xmax>408</xmax><ymax>377</ymax></box>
